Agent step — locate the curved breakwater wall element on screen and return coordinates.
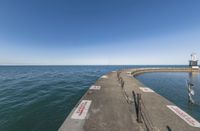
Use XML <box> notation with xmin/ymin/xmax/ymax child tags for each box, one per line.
<box><xmin>131</xmin><ymin>68</ymin><xmax>199</xmax><ymax>76</ymax></box>
<box><xmin>59</xmin><ymin>67</ymin><xmax>200</xmax><ymax>131</ymax></box>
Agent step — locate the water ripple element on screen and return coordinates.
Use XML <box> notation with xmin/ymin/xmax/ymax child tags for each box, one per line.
<box><xmin>0</xmin><ymin>65</ymin><xmax>187</xmax><ymax>131</ymax></box>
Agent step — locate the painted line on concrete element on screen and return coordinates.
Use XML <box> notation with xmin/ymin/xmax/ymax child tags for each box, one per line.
<box><xmin>71</xmin><ymin>100</ymin><xmax>92</xmax><ymax>120</ymax></box>
<box><xmin>90</xmin><ymin>85</ymin><xmax>101</xmax><ymax>90</ymax></box>
<box><xmin>167</xmin><ymin>105</ymin><xmax>200</xmax><ymax>128</ymax></box>
<box><xmin>139</xmin><ymin>87</ymin><xmax>155</xmax><ymax>92</ymax></box>
<box><xmin>101</xmin><ymin>75</ymin><xmax>108</xmax><ymax>79</ymax></box>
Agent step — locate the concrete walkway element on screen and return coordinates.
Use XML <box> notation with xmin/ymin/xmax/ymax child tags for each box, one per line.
<box><xmin>122</xmin><ymin>69</ymin><xmax>200</xmax><ymax>131</ymax></box>
<box><xmin>59</xmin><ymin>68</ymin><xmax>200</xmax><ymax>131</ymax></box>
<box><xmin>59</xmin><ymin>72</ymin><xmax>142</xmax><ymax>131</ymax></box>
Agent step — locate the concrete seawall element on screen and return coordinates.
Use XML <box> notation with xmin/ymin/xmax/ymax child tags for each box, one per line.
<box><xmin>59</xmin><ymin>68</ymin><xmax>200</xmax><ymax>131</ymax></box>
<box><xmin>130</xmin><ymin>68</ymin><xmax>199</xmax><ymax>76</ymax></box>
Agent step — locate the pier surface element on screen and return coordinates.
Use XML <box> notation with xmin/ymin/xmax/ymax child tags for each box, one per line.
<box><xmin>59</xmin><ymin>68</ymin><xmax>200</xmax><ymax>131</ymax></box>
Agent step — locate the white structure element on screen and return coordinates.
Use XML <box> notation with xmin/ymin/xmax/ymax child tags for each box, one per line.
<box><xmin>189</xmin><ymin>53</ymin><xmax>199</xmax><ymax>69</ymax></box>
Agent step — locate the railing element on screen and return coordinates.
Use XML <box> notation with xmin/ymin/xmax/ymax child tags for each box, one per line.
<box><xmin>132</xmin><ymin>91</ymin><xmax>155</xmax><ymax>131</ymax></box>
<box><xmin>117</xmin><ymin>71</ymin><xmax>132</xmax><ymax>104</ymax></box>
<box><xmin>117</xmin><ymin>70</ymin><xmax>175</xmax><ymax>131</ymax></box>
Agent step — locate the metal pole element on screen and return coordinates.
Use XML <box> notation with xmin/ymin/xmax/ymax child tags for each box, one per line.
<box><xmin>137</xmin><ymin>93</ymin><xmax>142</xmax><ymax>123</ymax></box>
<box><xmin>121</xmin><ymin>80</ymin><xmax>124</xmax><ymax>88</ymax></box>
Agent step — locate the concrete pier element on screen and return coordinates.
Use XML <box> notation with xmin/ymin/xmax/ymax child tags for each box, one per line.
<box><xmin>59</xmin><ymin>68</ymin><xmax>200</xmax><ymax>131</ymax></box>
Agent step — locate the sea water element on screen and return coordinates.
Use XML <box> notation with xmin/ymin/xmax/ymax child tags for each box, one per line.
<box><xmin>0</xmin><ymin>65</ymin><xmax>196</xmax><ymax>131</ymax></box>
<box><xmin>0</xmin><ymin>65</ymin><xmax>136</xmax><ymax>131</ymax></box>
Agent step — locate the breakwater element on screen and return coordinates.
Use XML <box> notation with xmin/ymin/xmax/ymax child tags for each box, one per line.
<box><xmin>59</xmin><ymin>68</ymin><xmax>200</xmax><ymax>131</ymax></box>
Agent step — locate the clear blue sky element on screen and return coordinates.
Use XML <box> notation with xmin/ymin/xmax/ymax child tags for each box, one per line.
<box><xmin>0</xmin><ymin>0</ymin><xmax>200</xmax><ymax>65</ymax></box>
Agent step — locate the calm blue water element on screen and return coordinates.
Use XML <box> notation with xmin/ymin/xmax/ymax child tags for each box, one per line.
<box><xmin>0</xmin><ymin>65</ymin><xmax>190</xmax><ymax>131</ymax></box>
<box><xmin>0</xmin><ymin>65</ymin><xmax>142</xmax><ymax>131</ymax></box>
<box><xmin>136</xmin><ymin>72</ymin><xmax>200</xmax><ymax>122</ymax></box>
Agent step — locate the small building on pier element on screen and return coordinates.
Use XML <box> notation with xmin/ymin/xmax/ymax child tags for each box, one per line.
<box><xmin>189</xmin><ymin>53</ymin><xmax>199</xmax><ymax>69</ymax></box>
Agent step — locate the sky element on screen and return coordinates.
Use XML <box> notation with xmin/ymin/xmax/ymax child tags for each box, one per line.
<box><xmin>0</xmin><ymin>0</ymin><xmax>200</xmax><ymax>65</ymax></box>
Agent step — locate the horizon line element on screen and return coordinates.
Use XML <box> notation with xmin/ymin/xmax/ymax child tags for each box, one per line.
<box><xmin>0</xmin><ymin>64</ymin><xmax>189</xmax><ymax>66</ymax></box>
